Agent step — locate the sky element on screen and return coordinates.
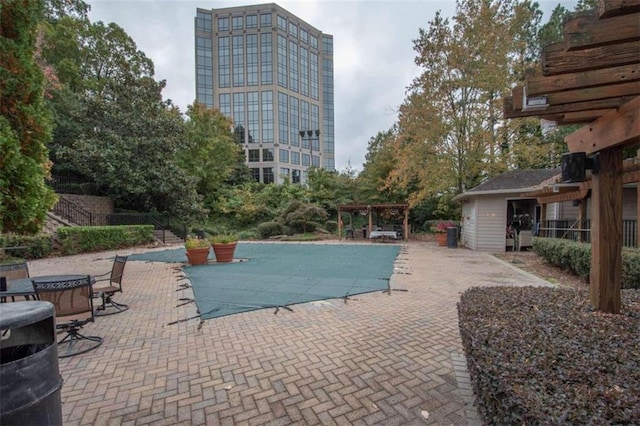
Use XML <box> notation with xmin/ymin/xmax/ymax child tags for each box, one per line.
<box><xmin>86</xmin><ymin>0</ymin><xmax>576</xmax><ymax>172</ymax></box>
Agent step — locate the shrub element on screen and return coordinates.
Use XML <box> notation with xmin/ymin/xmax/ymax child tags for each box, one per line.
<box><xmin>256</xmin><ymin>221</ymin><xmax>284</xmax><ymax>239</ymax></box>
<box><xmin>458</xmin><ymin>286</ymin><xmax>640</xmax><ymax>425</ymax></box>
<box><xmin>324</xmin><ymin>220</ymin><xmax>338</xmax><ymax>233</ymax></box>
<box><xmin>57</xmin><ymin>225</ymin><xmax>153</xmax><ymax>255</ymax></box>
<box><xmin>0</xmin><ymin>233</ymin><xmax>54</xmax><ymax>259</ymax></box>
<box><xmin>533</xmin><ymin>238</ymin><xmax>640</xmax><ymax>289</ymax></box>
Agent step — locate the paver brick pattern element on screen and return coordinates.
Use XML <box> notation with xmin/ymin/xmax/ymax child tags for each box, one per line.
<box><xmin>25</xmin><ymin>241</ymin><xmax>550</xmax><ymax>425</ymax></box>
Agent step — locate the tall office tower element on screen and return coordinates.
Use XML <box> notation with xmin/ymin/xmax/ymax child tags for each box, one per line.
<box><xmin>195</xmin><ymin>4</ymin><xmax>335</xmax><ymax>184</ymax></box>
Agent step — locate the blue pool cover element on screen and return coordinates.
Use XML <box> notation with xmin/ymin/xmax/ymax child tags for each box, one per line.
<box><xmin>130</xmin><ymin>242</ymin><xmax>400</xmax><ymax>321</ymax></box>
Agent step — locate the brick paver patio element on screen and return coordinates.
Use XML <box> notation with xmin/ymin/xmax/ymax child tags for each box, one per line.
<box><xmin>24</xmin><ymin>240</ymin><xmax>550</xmax><ymax>425</ymax></box>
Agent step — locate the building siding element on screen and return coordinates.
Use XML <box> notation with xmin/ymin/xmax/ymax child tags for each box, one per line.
<box><xmin>476</xmin><ymin>197</ymin><xmax>507</xmax><ymax>252</ymax></box>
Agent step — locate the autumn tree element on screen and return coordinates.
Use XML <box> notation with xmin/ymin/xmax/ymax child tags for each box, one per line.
<box><xmin>0</xmin><ymin>0</ymin><xmax>58</xmax><ymax>234</ymax></box>
<box><xmin>385</xmin><ymin>0</ymin><xmax>544</xmax><ymax>208</ymax></box>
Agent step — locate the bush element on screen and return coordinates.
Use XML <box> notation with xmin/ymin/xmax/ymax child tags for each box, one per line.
<box><xmin>0</xmin><ymin>233</ymin><xmax>54</xmax><ymax>259</ymax></box>
<box><xmin>458</xmin><ymin>286</ymin><xmax>640</xmax><ymax>425</ymax></box>
<box><xmin>533</xmin><ymin>238</ymin><xmax>640</xmax><ymax>289</ymax></box>
<box><xmin>324</xmin><ymin>220</ymin><xmax>338</xmax><ymax>233</ymax></box>
<box><xmin>57</xmin><ymin>225</ymin><xmax>153</xmax><ymax>255</ymax></box>
<box><xmin>256</xmin><ymin>221</ymin><xmax>284</xmax><ymax>239</ymax></box>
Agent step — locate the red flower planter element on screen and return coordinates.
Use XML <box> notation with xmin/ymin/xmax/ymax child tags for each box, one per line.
<box><xmin>185</xmin><ymin>247</ymin><xmax>210</xmax><ymax>265</ymax></box>
<box><xmin>436</xmin><ymin>233</ymin><xmax>447</xmax><ymax>246</ymax></box>
<box><xmin>212</xmin><ymin>242</ymin><xmax>237</xmax><ymax>263</ymax></box>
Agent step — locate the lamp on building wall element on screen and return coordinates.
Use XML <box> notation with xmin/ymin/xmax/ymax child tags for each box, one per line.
<box><xmin>561</xmin><ymin>152</ymin><xmax>599</xmax><ymax>183</ymax></box>
<box><xmin>299</xmin><ymin>129</ymin><xmax>321</xmax><ymax>168</ymax></box>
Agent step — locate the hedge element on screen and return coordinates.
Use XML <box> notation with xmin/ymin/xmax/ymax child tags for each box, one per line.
<box><xmin>0</xmin><ymin>233</ymin><xmax>54</xmax><ymax>259</ymax></box>
<box><xmin>458</xmin><ymin>286</ymin><xmax>640</xmax><ymax>425</ymax></box>
<box><xmin>57</xmin><ymin>225</ymin><xmax>154</xmax><ymax>255</ymax></box>
<box><xmin>532</xmin><ymin>237</ymin><xmax>640</xmax><ymax>289</ymax></box>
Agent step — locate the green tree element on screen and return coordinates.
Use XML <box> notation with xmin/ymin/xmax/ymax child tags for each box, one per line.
<box><xmin>0</xmin><ymin>0</ymin><xmax>58</xmax><ymax>234</ymax></box>
<box><xmin>177</xmin><ymin>103</ymin><xmax>249</xmax><ymax>208</ymax></box>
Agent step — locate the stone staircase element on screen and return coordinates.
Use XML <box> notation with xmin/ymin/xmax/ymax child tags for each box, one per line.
<box><xmin>153</xmin><ymin>229</ymin><xmax>184</xmax><ymax>246</ymax></box>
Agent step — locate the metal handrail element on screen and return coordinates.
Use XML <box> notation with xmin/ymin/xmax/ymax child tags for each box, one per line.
<box><xmin>53</xmin><ymin>197</ymin><xmax>94</xmax><ymax>226</ymax></box>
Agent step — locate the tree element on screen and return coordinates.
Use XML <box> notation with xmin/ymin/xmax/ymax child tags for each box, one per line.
<box><xmin>384</xmin><ymin>0</ymin><xmax>544</xmax><ymax>208</ymax></box>
<box><xmin>41</xmin><ymin>15</ymin><xmax>204</xmax><ymax>219</ymax></box>
<box><xmin>177</xmin><ymin>103</ymin><xmax>249</xmax><ymax>208</ymax></box>
<box><xmin>357</xmin><ymin>129</ymin><xmax>408</xmax><ymax>203</ymax></box>
<box><xmin>0</xmin><ymin>0</ymin><xmax>58</xmax><ymax>234</ymax></box>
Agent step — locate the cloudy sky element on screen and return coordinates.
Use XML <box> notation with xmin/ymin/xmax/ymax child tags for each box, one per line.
<box><xmin>86</xmin><ymin>0</ymin><xmax>576</xmax><ymax>172</ymax></box>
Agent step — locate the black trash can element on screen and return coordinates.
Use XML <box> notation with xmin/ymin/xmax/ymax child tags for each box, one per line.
<box><xmin>447</xmin><ymin>226</ymin><xmax>458</xmax><ymax>248</ymax></box>
<box><xmin>0</xmin><ymin>302</ymin><xmax>63</xmax><ymax>426</ymax></box>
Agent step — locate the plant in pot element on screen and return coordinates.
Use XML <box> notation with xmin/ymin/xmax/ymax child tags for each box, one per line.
<box><xmin>209</xmin><ymin>233</ymin><xmax>238</xmax><ymax>263</ymax></box>
<box><xmin>185</xmin><ymin>236</ymin><xmax>210</xmax><ymax>265</ymax></box>
<box><xmin>431</xmin><ymin>221</ymin><xmax>455</xmax><ymax>246</ymax></box>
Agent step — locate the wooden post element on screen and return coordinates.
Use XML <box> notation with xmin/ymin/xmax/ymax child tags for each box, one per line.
<box><xmin>540</xmin><ymin>203</ymin><xmax>547</xmax><ymax>237</ymax></box>
<box><xmin>590</xmin><ymin>147</ymin><xmax>623</xmax><ymax>314</ymax></box>
<box><xmin>637</xmin><ymin>150</ymin><xmax>640</xmax><ymax>248</ymax></box>
<box><xmin>403</xmin><ymin>207</ymin><xmax>409</xmax><ymax>240</ymax></box>
<box><xmin>368</xmin><ymin>206</ymin><xmax>372</xmax><ymax>236</ymax></box>
<box><xmin>577</xmin><ymin>198</ymin><xmax>588</xmax><ymax>242</ymax></box>
<box><xmin>337</xmin><ymin>207</ymin><xmax>342</xmax><ymax>240</ymax></box>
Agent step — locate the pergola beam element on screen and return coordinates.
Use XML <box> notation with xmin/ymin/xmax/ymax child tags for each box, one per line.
<box><xmin>565</xmin><ymin>96</ymin><xmax>640</xmax><ymax>154</ymax></box>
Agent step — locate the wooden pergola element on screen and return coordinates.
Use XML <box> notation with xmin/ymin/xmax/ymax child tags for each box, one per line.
<box><xmin>336</xmin><ymin>203</ymin><xmax>409</xmax><ymax>241</ymax></box>
<box><xmin>503</xmin><ymin>0</ymin><xmax>640</xmax><ymax>314</ymax></box>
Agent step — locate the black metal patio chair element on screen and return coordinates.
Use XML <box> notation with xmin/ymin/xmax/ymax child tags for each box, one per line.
<box><xmin>93</xmin><ymin>255</ymin><xmax>129</xmax><ymax>316</ymax></box>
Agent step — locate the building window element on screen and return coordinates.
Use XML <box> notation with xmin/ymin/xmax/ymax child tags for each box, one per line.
<box><xmin>218</xmin><ymin>37</ymin><xmax>230</xmax><ymax>88</ymax></box>
<box><xmin>278</xmin><ymin>92</ymin><xmax>288</xmax><ymax>144</ymax></box>
<box><xmin>248</xmin><ymin>149</ymin><xmax>260</xmax><ymax>162</ymax></box>
<box><xmin>288</xmin><ymin>22</ymin><xmax>298</xmax><ymax>37</ymax></box>
<box><xmin>277</xmin><ymin>34</ymin><xmax>287</xmax><ymax>88</ymax></box>
<box><xmin>218</xmin><ymin>17</ymin><xmax>229</xmax><ymax>31</ymax></box>
<box><xmin>262</xmin><ymin>148</ymin><xmax>274</xmax><ymax>162</ymax></box>
<box><xmin>291</xmin><ymin>151</ymin><xmax>300</xmax><ymax>165</ymax></box>
<box><xmin>310</xmin><ymin>34</ymin><xmax>318</xmax><ymax>49</ymax></box>
<box><xmin>322</xmin><ymin>35</ymin><xmax>333</xmax><ymax>55</ymax></box>
<box><xmin>300</xmin><ymin>47</ymin><xmax>309</xmax><ymax>96</ymax></box>
<box><xmin>277</xmin><ymin>15</ymin><xmax>287</xmax><ymax>31</ymax></box>
<box><xmin>195</xmin><ymin>36</ymin><xmax>213</xmax><ymax>106</ymax></box>
<box><xmin>233</xmin><ymin>93</ymin><xmax>245</xmax><ymax>132</ymax></box>
<box><xmin>260</xmin><ymin>33</ymin><xmax>273</xmax><ymax>85</ymax></box>
<box><xmin>261</xmin><ymin>91</ymin><xmax>273</xmax><ymax>142</ymax></box>
<box><xmin>300</xmin><ymin>29</ymin><xmax>308</xmax><ymax>44</ymax></box>
<box><xmin>292</xmin><ymin>169</ymin><xmax>301</xmax><ymax>183</ymax></box>
<box><xmin>246</xmin><ymin>15</ymin><xmax>257</xmax><ymax>28</ymax></box>
<box><xmin>247</xmin><ymin>91</ymin><xmax>259</xmax><ymax>144</ymax></box>
<box><xmin>290</xmin><ymin>96</ymin><xmax>299</xmax><ymax>147</ymax></box>
<box><xmin>279</xmin><ymin>149</ymin><xmax>289</xmax><ymax>163</ymax></box>
<box><xmin>251</xmin><ymin>168</ymin><xmax>260</xmax><ymax>181</ymax></box>
<box><xmin>311</xmin><ymin>104</ymin><xmax>319</xmax><ymax>150</ymax></box>
<box><xmin>289</xmin><ymin>41</ymin><xmax>298</xmax><ymax>92</ymax></box>
<box><xmin>232</xmin><ymin>16</ymin><xmax>243</xmax><ymax>30</ymax></box>
<box><xmin>312</xmin><ymin>155</ymin><xmax>320</xmax><ymax>167</ymax></box>
<box><xmin>246</xmin><ymin>34</ymin><xmax>258</xmax><ymax>86</ymax></box>
<box><xmin>300</xmin><ymin>100</ymin><xmax>310</xmax><ymax>148</ymax></box>
<box><xmin>310</xmin><ymin>52</ymin><xmax>319</xmax><ymax>100</ymax></box>
<box><xmin>219</xmin><ymin>93</ymin><xmax>231</xmax><ymax>118</ymax></box>
<box><xmin>302</xmin><ymin>153</ymin><xmax>310</xmax><ymax>166</ymax></box>
<box><xmin>260</xmin><ymin>13</ymin><xmax>272</xmax><ymax>27</ymax></box>
<box><xmin>279</xmin><ymin>167</ymin><xmax>290</xmax><ymax>183</ymax></box>
<box><xmin>232</xmin><ymin>35</ymin><xmax>244</xmax><ymax>87</ymax></box>
<box><xmin>196</xmin><ymin>11</ymin><xmax>212</xmax><ymax>32</ymax></box>
<box><xmin>263</xmin><ymin>167</ymin><xmax>274</xmax><ymax>184</ymax></box>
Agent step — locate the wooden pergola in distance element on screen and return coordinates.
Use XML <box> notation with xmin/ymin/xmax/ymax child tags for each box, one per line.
<box><xmin>503</xmin><ymin>0</ymin><xmax>640</xmax><ymax>314</ymax></box>
<box><xmin>336</xmin><ymin>204</ymin><xmax>409</xmax><ymax>241</ymax></box>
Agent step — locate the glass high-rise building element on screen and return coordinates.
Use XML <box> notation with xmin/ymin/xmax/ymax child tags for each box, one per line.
<box><xmin>195</xmin><ymin>3</ymin><xmax>335</xmax><ymax>184</ymax></box>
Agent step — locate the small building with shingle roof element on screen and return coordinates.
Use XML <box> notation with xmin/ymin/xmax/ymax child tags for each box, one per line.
<box><xmin>452</xmin><ymin>168</ymin><xmax>561</xmax><ymax>252</ymax></box>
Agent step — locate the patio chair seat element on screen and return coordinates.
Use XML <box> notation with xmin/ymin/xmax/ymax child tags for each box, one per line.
<box><xmin>93</xmin><ymin>255</ymin><xmax>129</xmax><ymax>316</ymax></box>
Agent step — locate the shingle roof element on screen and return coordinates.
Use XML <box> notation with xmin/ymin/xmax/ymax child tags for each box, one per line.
<box><xmin>467</xmin><ymin>168</ymin><xmax>560</xmax><ymax>193</ymax></box>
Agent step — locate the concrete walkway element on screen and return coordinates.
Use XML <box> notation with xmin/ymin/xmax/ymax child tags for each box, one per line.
<box><xmin>25</xmin><ymin>241</ymin><xmax>551</xmax><ymax>425</ymax></box>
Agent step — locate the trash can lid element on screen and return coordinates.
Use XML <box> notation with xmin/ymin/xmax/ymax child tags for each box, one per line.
<box><xmin>0</xmin><ymin>301</ymin><xmax>54</xmax><ymax>329</ymax></box>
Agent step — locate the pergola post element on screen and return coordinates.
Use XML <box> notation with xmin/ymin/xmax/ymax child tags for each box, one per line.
<box><xmin>337</xmin><ymin>207</ymin><xmax>342</xmax><ymax>240</ymax></box>
<box><xmin>590</xmin><ymin>147</ymin><xmax>623</xmax><ymax>314</ymax></box>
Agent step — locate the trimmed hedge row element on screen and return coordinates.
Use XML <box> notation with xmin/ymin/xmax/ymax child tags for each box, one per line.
<box><xmin>458</xmin><ymin>286</ymin><xmax>640</xmax><ymax>425</ymax></box>
<box><xmin>532</xmin><ymin>237</ymin><xmax>640</xmax><ymax>289</ymax></box>
<box><xmin>0</xmin><ymin>234</ymin><xmax>54</xmax><ymax>259</ymax></box>
<box><xmin>57</xmin><ymin>225</ymin><xmax>154</xmax><ymax>255</ymax></box>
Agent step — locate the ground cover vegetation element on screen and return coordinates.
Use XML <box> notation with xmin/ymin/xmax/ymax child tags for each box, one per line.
<box><xmin>458</xmin><ymin>286</ymin><xmax>640</xmax><ymax>424</ymax></box>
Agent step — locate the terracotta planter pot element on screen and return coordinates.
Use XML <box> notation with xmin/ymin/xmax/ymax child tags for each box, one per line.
<box><xmin>185</xmin><ymin>247</ymin><xmax>210</xmax><ymax>265</ymax></box>
<box><xmin>436</xmin><ymin>232</ymin><xmax>447</xmax><ymax>246</ymax></box>
<box><xmin>212</xmin><ymin>242</ymin><xmax>237</xmax><ymax>263</ymax></box>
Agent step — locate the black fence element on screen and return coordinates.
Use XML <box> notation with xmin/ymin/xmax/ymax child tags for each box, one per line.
<box><xmin>539</xmin><ymin>220</ymin><xmax>637</xmax><ymax>248</ymax></box>
<box><xmin>47</xmin><ymin>174</ymin><xmax>101</xmax><ymax>196</ymax></box>
<box><xmin>52</xmin><ymin>199</ymin><xmax>186</xmax><ymax>242</ymax></box>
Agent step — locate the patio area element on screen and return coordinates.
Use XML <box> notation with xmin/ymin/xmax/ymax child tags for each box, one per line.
<box><xmin>23</xmin><ymin>240</ymin><xmax>551</xmax><ymax>425</ymax></box>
